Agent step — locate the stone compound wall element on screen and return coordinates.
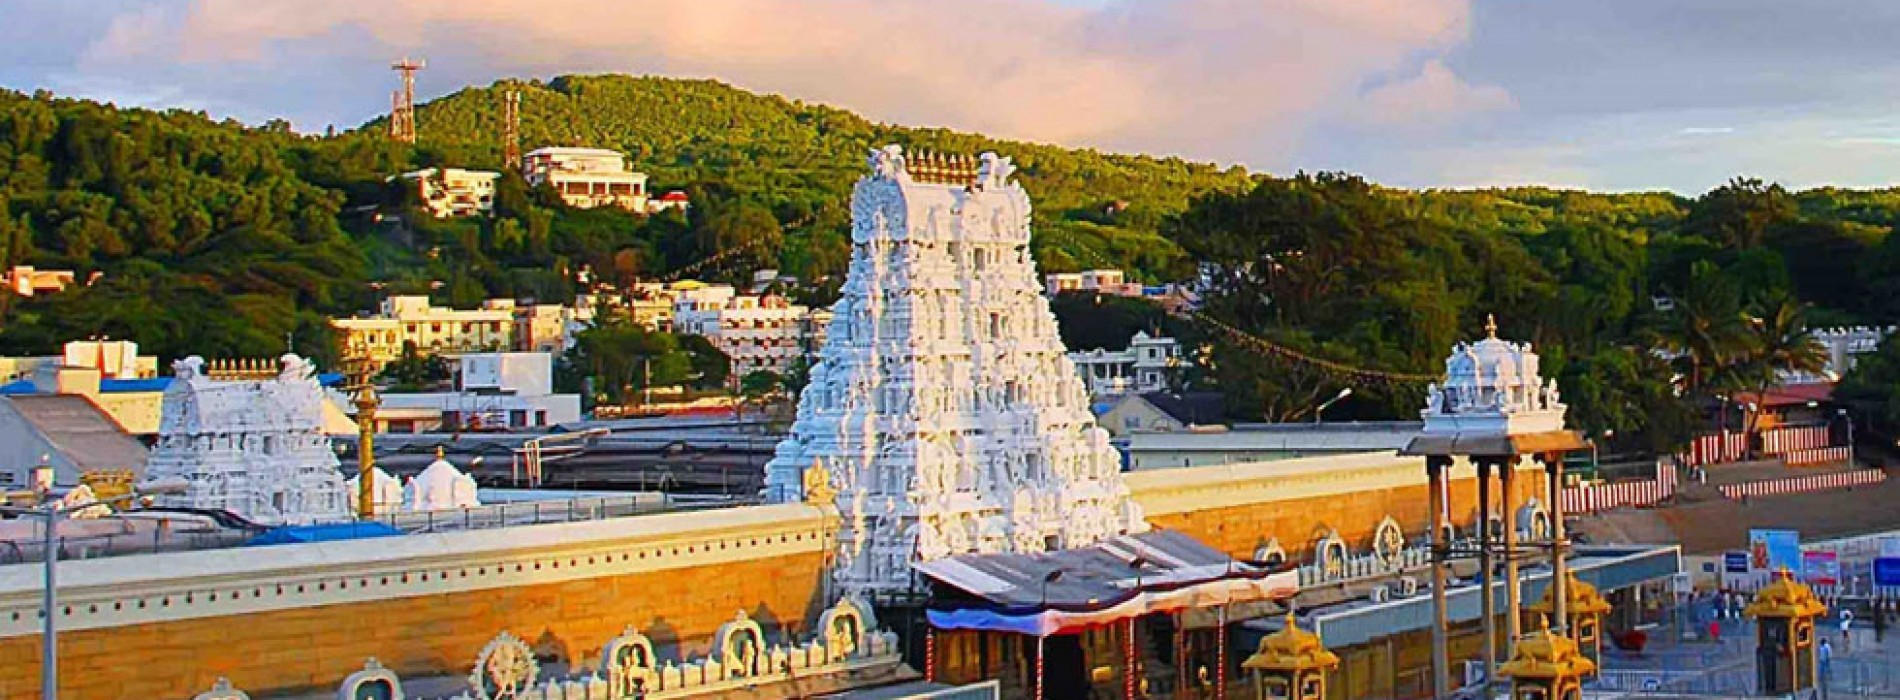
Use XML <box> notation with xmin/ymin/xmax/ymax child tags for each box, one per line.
<box><xmin>1127</xmin><ymin>452</ymin><xmax>1550</xmax><ymax>559</ymax></box>
<box><xmin>0</xmin><ymin>505</ymin><xmax>832</xmax><ymax>699</ymax></box>
<box><xmin>0</xmin><ymin>451</ymin><xmax>1546</xmax><ymax>699</ymax></box>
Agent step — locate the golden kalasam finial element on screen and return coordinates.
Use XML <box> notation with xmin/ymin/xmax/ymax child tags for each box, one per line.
<box><xmin>435</xmin><ymin>445</ymin><xmax>446</xmax><ymax>460</ymax></box>
<box><xmin>1485</xmin><ymin>313</ymin><xmax>1498</xmax><ymax>339</ymax></box>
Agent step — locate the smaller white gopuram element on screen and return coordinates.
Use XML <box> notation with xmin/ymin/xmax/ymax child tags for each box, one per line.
<box><xmin>1419</xmin><ymin>315</ymin><xmax>1567</xmax><ymax>434</ymax></box>
<box><xmin>142</xmin><ymin>355</ymin><xmax>351</xmax><ymax>524</ymax></box>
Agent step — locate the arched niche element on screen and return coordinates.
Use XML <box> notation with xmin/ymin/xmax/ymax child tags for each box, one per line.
<box><xmin>1253</xmin><ymin>537</ymin><xmax>1288</xmax><ymax>567</ymax></box>
<box><xmin>712</xmin><ymin>610</ymin><xmax>769</xmax><ymax>678</ymax></box>
<box><xmin>600</xmin><ymin>626</ymin><xmax>657</xmax><ymax>696</ymax></box>
<box><xmin>1313</xmin><ymin>528</ymin><xmax>1349</xmax><ymax>580</ymax></box>
<box><xmin>195</xmin><ymin>678</ymin><xmax>250</xmax><ymax>700</ymax></box>
<box><xmin>336</xmin><ymin>658</ymin><xmax>404</xmax><ymax>700</ymax></box>
<box><xmin>1518</xmin><ymin>498</ymin><xmax>1552</xmax><ymax>541</ymax></box>
<box><xmin>817</xmin><ymin>597</ymin><xmax>873</xmax><ymax>661</ymax></box>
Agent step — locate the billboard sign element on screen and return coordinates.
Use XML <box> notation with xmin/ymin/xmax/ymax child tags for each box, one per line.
<box><xmin>1749</xmin><ymin>529</ymin><xmax>1801</xmax><ymax>572</ymax></box>
<box><xmin>1803</xmin><ymin>550</ymin><xmax>1839</xmax><ymax>586</ymax></box>
<box><xmin>1875</xmin><ymin>558</ymin><xmax>1900</xmax><ymax>587</ymax></box>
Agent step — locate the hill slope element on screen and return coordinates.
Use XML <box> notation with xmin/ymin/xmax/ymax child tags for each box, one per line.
<box><xmin>398</xmin><ymin>74</ymin><xmax>1255</xmax><ymax>277</ymax></box>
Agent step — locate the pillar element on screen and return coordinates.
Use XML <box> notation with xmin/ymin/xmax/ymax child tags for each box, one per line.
<box><xmin>1501</xmin><ymin>455</ymin><xmax>1522</xmax><ymax>658</ymax></box>
<box><xmin>1427</xmin><ymin>455</ymin><xmax>1452</xmax><ymax>700</ymax></box>
<box><xmin>1544</xmin><ymin>453</ymin><xmax>1569</xmax><ymax>634</ymax></box>
<box><xmin>1478</xmin><ymin>458</ymin><xmax>1498</xmax><ymax>696</ymax></box>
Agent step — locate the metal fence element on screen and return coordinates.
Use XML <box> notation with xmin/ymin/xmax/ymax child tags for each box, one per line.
<box><xmin>367</xmin><ymin>493</ymin><xmax>748</xmax><ymax>534</ymax></box>
<box><xmin>0</xmin><ymin>493</ymin><xmax>752</xmax><ymax>564</ymax></box>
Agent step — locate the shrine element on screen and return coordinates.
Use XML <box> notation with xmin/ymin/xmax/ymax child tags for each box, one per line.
<box><xmin>1744</xmin><ymin>568</ymin><xmax>1827</xmax><ymax>696</ymax></box>
<box><xmin>1403</xmin><ymin>316</ymin><xmax>1588</xmax><ymax>699</ymax></box>
<box><xmin>141</xmin><ymin>355</ymin><xmax>351</xmax><ymax>524</ymax></box>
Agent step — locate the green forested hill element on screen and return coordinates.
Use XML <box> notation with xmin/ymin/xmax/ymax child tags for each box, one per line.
<box><xmin>398</xmin><ymin>74</ymin><xmax>1254</xmax><ymax>278</ymax></box>
<box><xmin>3</xmin><ymin>75</ymin><xmax>1900</xmax><ymax>451</ymax></box>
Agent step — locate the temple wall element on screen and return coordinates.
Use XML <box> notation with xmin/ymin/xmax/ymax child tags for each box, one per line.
<box><xmin>0</xmin><ymin>505</ymin><xmax>832</xmax><ymax>699</ymax></box>
<box><xmin>1127</xmin><ymin>452</ymin><xmax>1549</xmax><ymax>559</ymax></box>
<box><xmin>0</xmin><ymin>451</ymin><xmax>1556</xmax><ymax>699</ymax></box>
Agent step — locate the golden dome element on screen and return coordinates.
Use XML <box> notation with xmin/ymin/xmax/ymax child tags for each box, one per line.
<box><xmin>1243</xmin><ymin>613</ymin><xmax>1340</xmax><ymax>672</ymax></box>
<box><xmin>1525</xmin><ymin>572</ymin><xmax>1613</xmax><ymax>617</ymax></box>
<box><xmin>1745</xmin><ymin>568</ymin><xmax>1828</xmax><ymax>619</ymax></box>
<box><xmin>1499</xmin><ymin>629</ymin><xmax>1597</xmax><ymax>680</ymax></box>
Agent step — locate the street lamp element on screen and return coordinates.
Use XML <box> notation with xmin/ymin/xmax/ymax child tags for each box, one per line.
<box><xmin>1313</xmin><ymin>388</ymin><xmax>1353</xmax><ymax>424</ymax></box>
<box><xmin>1840</xmin><ymin>408</ymin><xmax>1855</xmax><ymax>467</ymax></box>
<box><xmin>2</xmin><ymin>491</ymin><xmax>150</xmax><ymax>700</ymax></box>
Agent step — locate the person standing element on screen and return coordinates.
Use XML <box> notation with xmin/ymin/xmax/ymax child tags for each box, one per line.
<box><xmin>1841</xmin><ymin>609</ymin><xmax>1855</xmax><ymax>652</ymax></box>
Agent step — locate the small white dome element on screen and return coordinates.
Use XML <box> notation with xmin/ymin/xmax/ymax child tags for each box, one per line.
<box><xmin>402</xmin><ymin>448</ymin><xmax>481</xmax><ymax>511</ymax></box>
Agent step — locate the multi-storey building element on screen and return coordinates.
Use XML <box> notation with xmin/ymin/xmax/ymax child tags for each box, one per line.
<box><xmin>671</xmin><ymin>285</ymin><xmax>828</xmax><ymax>377</ymax></box>
<box><xmin>331</xmin><ymin>296</ymin><xmax>516</xmax><ymax>366</ymax></box>
<box><xmin>512</xmin><ymin>295</ymin><xmax>597</xmax><ymax>355</ymax></box>
<box><xmin>2</xmin><ymin>265</ymin><xmax>88</xmax><ymax>297</ymax></box>
<box><xmin>392</xmin><ymin>167</ymin><xmax>499</xmax><ymax>218</ymax></box>
<box><xmin>521</xmin><ymin>147</ymin><xmax>651</xmax><ymax>211</ymax></box>
<box><xmin>1044</xmin><ymin>269</ymin><xmax>1127</xmax><ymax>296</ymax></box>
<box><xmin>1067</xmin><ymin>330</ymin><xmax>1182</xmax><ymax>399</ymax></box>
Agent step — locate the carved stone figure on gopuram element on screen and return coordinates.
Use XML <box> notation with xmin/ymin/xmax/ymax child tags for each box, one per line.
<box><xmin>763</xmin><ymin>145</ymin><xmax>1148</xmax><ymax>596</ymax></box>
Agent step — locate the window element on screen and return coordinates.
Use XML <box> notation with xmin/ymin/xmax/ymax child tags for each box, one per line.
<box><xmin>431</xmin><ymin>323</ymin><xmax>442</xmax><ymax>334</ymax></box>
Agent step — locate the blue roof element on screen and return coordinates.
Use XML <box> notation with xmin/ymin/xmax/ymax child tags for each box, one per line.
<box><xmin>245</xmin><ymin>522</ymin><xmax>404</xmax><ymax>546</ymax></box>
<box><xmin>100</xmin><ymin>377</ymin><xmax>172</xmax><ymax>393</ymax></box>
<box><xmin>0</xmin><ymin>380</ymin><xmax>35</xmax><ymax>395</ymax></box>
<box><xmin>319</xmin><ymin>372</ymin><xmax>344</xmax><ymax>387</ymax></box>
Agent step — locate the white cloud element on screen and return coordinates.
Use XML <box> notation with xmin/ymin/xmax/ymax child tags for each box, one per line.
<box><xmin>1353</xmin><ymin>59</ymin><xmax>1514</xmax><ymax>128</ymax></box>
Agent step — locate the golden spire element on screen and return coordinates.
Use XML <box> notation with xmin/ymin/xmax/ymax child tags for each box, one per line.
<box><xmin>1485</xmin><ymin>313</ymin><xmax>1499</xmax><ymax>339</ymax></box>
<box><xmin>435</xmin><ymin>445</ymin><xmax>446</xmax><ymax>460</ymax></box>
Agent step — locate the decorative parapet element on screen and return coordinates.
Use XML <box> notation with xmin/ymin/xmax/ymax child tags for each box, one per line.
<box><xmin>423</xmin><ymin>598</ymin><xmax>900</xmax><ymax>700</ymax></box>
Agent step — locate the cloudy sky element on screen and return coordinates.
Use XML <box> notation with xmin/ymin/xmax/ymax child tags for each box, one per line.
<box><xmin>5</xmin><ymin>0</ymin><xmax>1899</xmax><ymax>193</ymax></box>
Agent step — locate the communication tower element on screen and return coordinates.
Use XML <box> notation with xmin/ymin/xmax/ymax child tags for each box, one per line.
<box><xmin>502</xmin><ymin>90</ymin><xmax>521</xmax><ymax>169</ymax></box>
<box><xmin>389</xmin><ymin>57</ymin><xmax>425</xmax><ymax>143</ymax></box>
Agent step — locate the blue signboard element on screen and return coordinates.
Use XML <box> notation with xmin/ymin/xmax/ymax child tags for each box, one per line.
<box><xmin>1749</xmin><ymin>529</ymin><xmax>1801</xmax><ymax>572</ymax></box>
<box><xmin>1725</xmin><ymin>551</ymin><xmax>1750</xmax><ymax>573</ymax></box>
<box><xmin>1874</xmin><ymin>557</ymin><xmax>1900</xmax><ymax>587</ymax></box>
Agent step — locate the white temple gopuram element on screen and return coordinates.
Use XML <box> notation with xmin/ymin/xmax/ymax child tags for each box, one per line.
<box><xmin>142</xmin><ymin>355</ymin><xmax>351</xmax><ymax>524</ymax></box>
<box><xmin>764</xmin><ymin>145</ymin><xmax>1147</xmax><ymax>596</ymax></box>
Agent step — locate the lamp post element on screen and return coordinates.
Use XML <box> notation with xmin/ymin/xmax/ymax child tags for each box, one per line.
<box><xmin>1313</xmin><ymin>388</ymin><xmax>1353</xmax><ymax>424</ymax></box>
<box><xmin>1038</xmin><ymin>569</ymin><xmax>1065</xmax><ymax>700</ymax></box>
<box><xmin>1840</xmin><ymin>408</ymin><xmax>1854</xmax><ymax>468</ymax></box>
<box><xmin>3</xmin><ymin>492</ymin><xmax>148</xmax><ymax>700</ymax></box>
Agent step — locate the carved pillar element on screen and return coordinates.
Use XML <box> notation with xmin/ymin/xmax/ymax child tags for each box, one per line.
<box><xmin>1502</xmin><ymin>456</ymin><xmax>1522</xmax><ymax>660</ymax></box>
<box><xmin>1478</xmin><ymin>457</ymin><xmax>1497</xmax><ymax>697</ymax></box>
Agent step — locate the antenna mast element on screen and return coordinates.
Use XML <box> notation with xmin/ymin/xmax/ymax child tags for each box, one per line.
<box><xmin>502</xmin><ymin>90</ymin><xmax>521</xmax><ymax>169</ymax></box>
<box><xmin>389</xmin><ymin>57</ymin><xmax>425</xmax><ymax>143</ymax></box>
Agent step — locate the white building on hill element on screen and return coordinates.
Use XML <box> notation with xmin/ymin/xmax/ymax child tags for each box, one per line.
<box><xmin>1067</xmin><ymin>331</ymin><xmax>1181</xmax><ymax>399</ymax></box>
<box><xmin>393</xmin><ymin>168</ymin><xmax>499</xmax><ymax>218</ymax></box>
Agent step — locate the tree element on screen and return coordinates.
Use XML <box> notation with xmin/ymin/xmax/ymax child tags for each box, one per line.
<box><xmin>1838</xmin><ymin>336</ymin><xmax>1900</xmax><ymax>438</ymax></box>
<box><xmin>1734</xmin><ymin>294</ymin><xmax>1829</xmax><ymax>440</ymax></box>
<box><xmin>1653</xmin><ymin>261</ymin><xmax>1755</xmax><ymax>398</ymax></box>
<box><xmin>1686</xmin><ymin>177</ymin><xmax>1796</xmax><ymax>251</ymax></box>
<box><xmin>382</xmin><ymin>341</ymin><xmax>450</xmax><ymax>390</ymax></box>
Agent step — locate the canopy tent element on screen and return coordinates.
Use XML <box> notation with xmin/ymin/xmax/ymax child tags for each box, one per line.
<box><xmin>918</xmin><ymin>529</ymin><xmax>1298</xmax><ymax>637</ymax></box>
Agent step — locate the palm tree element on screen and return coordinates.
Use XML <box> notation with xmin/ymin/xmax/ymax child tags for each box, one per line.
<box><xmin>1736</xmin><ymin>294</ymin><xmax>1829</xmax><ymax>442</ymax></box>
<box><xmin>1654</xmin><ymin>261</ymin><xmax>1756</xmax><ymax>398</ymax></box>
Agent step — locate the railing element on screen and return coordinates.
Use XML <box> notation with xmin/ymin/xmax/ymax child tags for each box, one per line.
<box><xmin>0</xmin><ymin>494</ymin><xmax>752</xmax><ymax>564</ymax></box>
<box><xmin>1719</xmin><ymin>468</ymin><xmax>1886</xmax><ymax>500</ymax></box>
<box><xmin>368</xmin><ymin>493</ymin><xmax>749</xmax><ymax>534</ymax></box>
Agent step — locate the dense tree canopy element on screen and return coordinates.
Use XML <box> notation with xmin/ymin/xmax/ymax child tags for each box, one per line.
<box><xmin>1</xmin><ymin>77</ymin><xmax>1898</xmax><ymax>454</ymax></box>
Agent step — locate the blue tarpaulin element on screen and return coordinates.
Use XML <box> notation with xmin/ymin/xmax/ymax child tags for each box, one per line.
<box><xmin>246</xmin><ymin>522</ymin><xmax>404</xmax><ymax>546</ymax></box>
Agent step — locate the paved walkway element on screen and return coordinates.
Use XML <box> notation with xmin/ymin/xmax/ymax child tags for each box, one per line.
<box><xmin>1592</xmin><ymin>604</ymin><xmax>1900</xmax><ymax>698</ymax></box>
